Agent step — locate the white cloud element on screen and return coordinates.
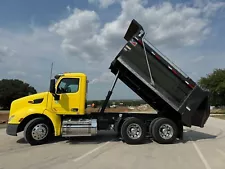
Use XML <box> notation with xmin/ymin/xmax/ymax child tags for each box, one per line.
<box><xmin>34</xmin><ymin>74</ymin><xmax>42</xmax><ymax>78</ymax></box>
<box><xmin>7</xmin><ymin>71</ymin><xmax>26</xmax><ymax>76</ymax></box>
<box><xmin>116</xmin><ymin>0</ymin><xmax>225</xmax><ymax>47</ymax></box>
<box><xmin>0</xmin><ymin>45</ymin><xmax>16</xmax><ymax>62</ymax></box>
<box><xmin>88</xmin><ymin>0</ymin><xmax>148</xmax><ymax>8</ymax></box>
<box><xmin>88</xmin><ymin>0</ymin><xmax>117</xmax><ymax>8</ymax></box>
<box><xmin>66</xmin><ymin>5</ymin><xmax>71</xmax><ymax>13</ymax></box>
<box><xmin>191</xmin><ymin>55</ymin><xmax>205</xmax><ymax>63</ymax></box>
<box><xmin>89</xmin><ymin>71</ymin><xmax>114</xmax><ymax>84</ymax></box>
<box><xmin>49</xmin><ymin>9</ymin><xmax>105</xmax><ymax>63</ymax></box>
<box><xmin>203</xmin><ymin>1</ymin><xmax>225</xmax><ymax>17</ymax></box>
<box><xmin>0</xmin><ymin>27</ymin><xmax>65</xmax><ymax>92</ymax></box>
<box><xmin>193</xmin><ymin>0</ymin><xmax>225</xmax><ymax>16</ymax></box>
<box><xmin>50</xmin><ymin>0</ymin><xmax>225</xmax><ymax>67</ymax></box>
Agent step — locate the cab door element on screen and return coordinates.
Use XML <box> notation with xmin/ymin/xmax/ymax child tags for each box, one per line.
<box><xmin>51</xmin><ymin>77</ymin><xmax>81</xmax><ymax>115</ymax></box>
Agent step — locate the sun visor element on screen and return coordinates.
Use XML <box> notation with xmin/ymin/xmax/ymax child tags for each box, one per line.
<box><xmin>124</xmin><ymin>19</ymin><xmax>145</xmax><ymax>41</ymax></box>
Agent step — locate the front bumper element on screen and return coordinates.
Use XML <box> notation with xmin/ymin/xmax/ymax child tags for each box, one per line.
<box><xmin>6</xmin><ymin>124</ymin><xmax>19</xmax><ymax>136</ymax></box>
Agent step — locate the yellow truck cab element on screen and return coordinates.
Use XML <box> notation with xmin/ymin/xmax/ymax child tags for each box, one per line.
<box><xmin>6</xmin><ymin>19</ymin><xmax>210</xmax><ymax>146</ymax></box>
<box><xmin>7</xmin><ymin>72</ymin><xmax>88</xmax><ymax>145</ymax></box>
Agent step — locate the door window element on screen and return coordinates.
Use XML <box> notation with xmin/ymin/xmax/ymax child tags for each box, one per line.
<box><xmin>57</xmin><ymin>78</ymin><xmax>79</xmax><ymax>94</ymax></box>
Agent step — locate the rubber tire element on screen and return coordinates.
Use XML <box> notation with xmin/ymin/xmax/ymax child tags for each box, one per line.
<box><xmin>152</xmin><ymin>118</ymin><xmax>178</xmax><ymax>144</ymax></box>
<box><xmin>120</xmin><ymin>117</ymin><xmax>146</xmax><ymax>144</ymax></box>
<box><xmin>24</xmin><ymin>117</ymin><xmax>53</xmax><ymax>146</ymax></box>
<box><xmin>149</xmin><ymin>117</ymin><xmax>160</xmax><ymax>136</ymax></box>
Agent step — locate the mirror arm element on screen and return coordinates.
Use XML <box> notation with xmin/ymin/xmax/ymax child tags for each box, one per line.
<box><xmin>52</xmin><ymin>91</ymin><xmax>60</xmax><ymax>101</ymax></box>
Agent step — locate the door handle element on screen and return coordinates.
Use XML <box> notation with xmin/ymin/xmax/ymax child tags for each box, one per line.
<box><xmin>71</xmin><ymin>108</ymin><xmax>78</xmax><ymax>112</ymax></box>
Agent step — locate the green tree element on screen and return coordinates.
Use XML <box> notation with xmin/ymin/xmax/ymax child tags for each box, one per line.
<box><xmin>198</xmin><ymin>68</ymin><xmax>225</xmax><ymax>106</ymax></box>
<box><xmin>0</xmin><ymin>79</ymin><xmax>37</xmax><ymax>110</ymax></box>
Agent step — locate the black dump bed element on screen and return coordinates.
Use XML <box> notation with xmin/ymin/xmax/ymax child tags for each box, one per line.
<box><xmin>109</xmin><ymin>19</ymin><xmax>210</xmax><ymax>128</ymax></box>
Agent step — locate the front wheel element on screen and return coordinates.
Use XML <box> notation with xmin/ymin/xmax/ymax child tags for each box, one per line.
<box><xmin>120</xmin><ymin>117</ymin><xmax>146</xmax><ymax>144</ymax></box>
<box><xmin>24</xmin><ymin>117</ymin><xmax>53</xmax><ymax>145</ymax></box>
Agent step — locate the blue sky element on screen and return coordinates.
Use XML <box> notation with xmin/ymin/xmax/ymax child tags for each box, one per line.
<box><xmin>0</xmin><ymin>0</ymin><xmax>225</xmax><ymax>100</ymax></box>
<box><xmin>0</xmin><ymin>0</ymin><xmax>120</xmax><ymax>29</ymax></box>
<box><xmin>0</xmin><ymin>0</ymin><xmax>86</xmax><ymax>27</ymax></box>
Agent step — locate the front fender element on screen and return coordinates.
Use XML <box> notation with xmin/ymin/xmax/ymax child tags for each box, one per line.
<box><xmin>8</xmin><ymin>107</ymin><xmax>46</xmax><ymax>124</ymax></box>
<box><xmin>8</xmin><ymin>107</ymin><xmax>62</xmax><ymax>136</ymax></box>
<box><xmin>43</xmin><ymin>109</ymin><xmax>61</xmax><ymax>136</ymax></box>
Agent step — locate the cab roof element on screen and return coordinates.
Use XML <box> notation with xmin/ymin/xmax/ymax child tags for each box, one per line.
<box><xmin>55</xmin><ymin>72</ymin><xmax>86</xmax><ymax>79</ymax></box>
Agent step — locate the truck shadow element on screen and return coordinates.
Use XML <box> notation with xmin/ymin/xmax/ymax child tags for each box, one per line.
<box><xmin>17</xmin><ymin>129</ymin><xmax>216</xmax><ymax>145</ymax></box>
<box><xmin>16</xmin><ymin>130</ymin><xmax>153</xmax><ymax>145</ymax></box>
<box><xmin>177</xmin><ymin>129</ymin><xmax>218</xmax><ymax>143</ymax></box>
<box><xmin>64</xmin><ymin>131</ymin><xmax>120</xmax><ymax>145</ymax></box>
<box><xmin>16</xmin><ymin>131</ymin><xmax>117</xmax><ymax>145</ymax></box>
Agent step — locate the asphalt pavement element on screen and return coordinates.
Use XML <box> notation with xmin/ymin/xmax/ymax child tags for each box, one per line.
<box><xmin>0</xmin><ymin>117</ymin><xmax>225</xmax><ymax>169</ymax></box>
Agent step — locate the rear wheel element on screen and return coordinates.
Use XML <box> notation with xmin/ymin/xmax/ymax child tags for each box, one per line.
<box><xmin>121</xmin><ymin>117</ymin><xmax>146</xmax><ymax>144</ymax></box>
<box><xmin>24</xmin><ymin>117</ymin><xmax>53</xmax><ymax>145</ymax></box>
<box><xmin>152</xmin><ymin>118</ymin><xmax>178</xmax><ymax>144</ymax></box>
<box><xmin>149</xmin><ymin>117</ymin><xmax>160</xmax><ymax>136</ymax></box>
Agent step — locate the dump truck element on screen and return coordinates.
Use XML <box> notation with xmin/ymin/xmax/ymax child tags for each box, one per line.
<box><xmin>6</xmin><ymin>19</ymin><xmax>210</xmax><ymax>145</ymax></box>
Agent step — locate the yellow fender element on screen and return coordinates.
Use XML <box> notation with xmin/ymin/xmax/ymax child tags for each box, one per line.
<box><xmin>43</xmin><ymin>109</ymin><xmax>61</xmax><ymax>136</ymax></box>
<box><xmin>8</xmin><ymin>107</ymin><xmax>62</xmax><ymax>136</ymax></box>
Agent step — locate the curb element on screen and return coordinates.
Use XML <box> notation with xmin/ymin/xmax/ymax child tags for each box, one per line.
<box><xmin>210</xmin><ymin>114</ymin><xmax>225</xmax><ymax>116</ymax></box>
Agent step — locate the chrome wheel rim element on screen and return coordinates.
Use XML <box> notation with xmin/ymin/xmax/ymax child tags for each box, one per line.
<box><xmin>31</xmin><ymin>123</ymin><xmax>48</xmax><ymax>140</ymax></box>
<box><xmin>127</xmin><ymin>123</ymin><xmax>142</xmax><ymax>139</ymax></box>
<box><xmin>159</xmin><ymin>124</ymin><xmax>173</xmax><ymax>139</ymax></box>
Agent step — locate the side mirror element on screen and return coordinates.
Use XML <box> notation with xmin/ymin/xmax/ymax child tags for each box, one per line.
<box><xmin>50</xmin><ymin>79</ymin><xmax>55</xmax><ymax>93</ymax></box>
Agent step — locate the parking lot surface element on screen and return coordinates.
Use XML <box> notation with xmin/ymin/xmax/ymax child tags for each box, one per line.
<box><xmin>0</xmin><ymin>117</ymin><xmax>225</xmax><ymax>169</ymax></box>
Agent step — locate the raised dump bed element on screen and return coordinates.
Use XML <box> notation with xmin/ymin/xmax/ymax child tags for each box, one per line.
<box><xmin>109</xmin><ymin>19</ymin><xmax>210</xmax><ymax>128</ymax></box>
